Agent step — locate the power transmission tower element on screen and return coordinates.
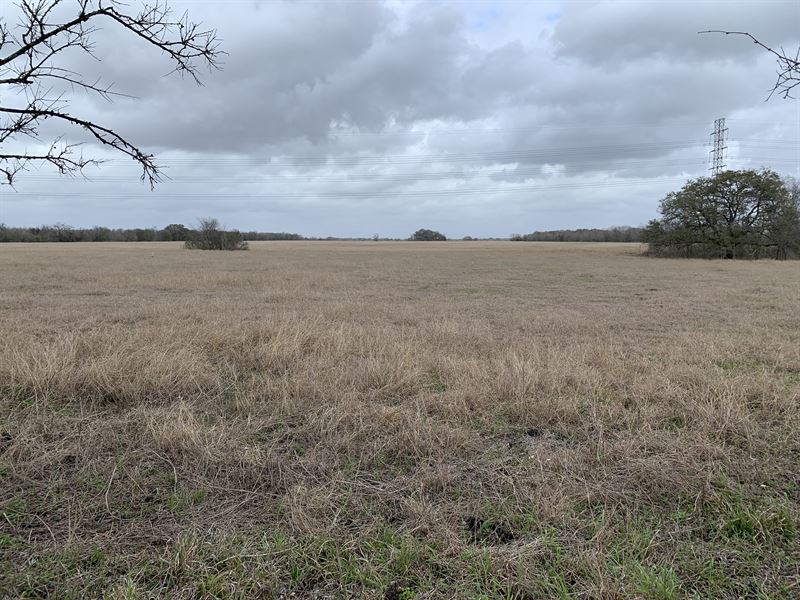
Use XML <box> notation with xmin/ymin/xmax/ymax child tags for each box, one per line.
<box><xmin>709</xmin><ymin>117</ymin><xmax>728</xmax><ymax>176</ymax></box>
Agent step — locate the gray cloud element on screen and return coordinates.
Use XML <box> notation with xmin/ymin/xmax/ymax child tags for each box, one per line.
<box><xmin>555</xmin><ymin>0</ymin><xmax>800</xmax><ymax>64</ymax></box>
<box><xmin>1</xmin><ymin>0</ymin><xmax>798</xmax><ymax>237</ymax></box>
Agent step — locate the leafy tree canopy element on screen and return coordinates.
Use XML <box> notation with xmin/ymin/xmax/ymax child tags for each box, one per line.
<box><xmin>643</xmin><ymin>169</ymin><xmax>799</xmax><ymax>259</ymax></box>
<box><xmin>411</xmin><ymin>228</ymin><xmax>447</xmax><ymax>241</ymax></box>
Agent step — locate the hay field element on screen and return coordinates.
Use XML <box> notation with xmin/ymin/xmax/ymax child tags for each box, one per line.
<box><xmin>1</xmin><ymin>241</ymin><xmax>798</xmax><ymax>599</ymax></box>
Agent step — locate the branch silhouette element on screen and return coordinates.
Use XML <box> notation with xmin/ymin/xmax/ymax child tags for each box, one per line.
<box><xmin>0</xmin><ymin>0</ymin><xmax>223</xmax><ymax>187</ymax></box>
<box><xmin>700</xmin><ymin>30</ymin><xmax>799</xmax><ymax>100</ymax></box>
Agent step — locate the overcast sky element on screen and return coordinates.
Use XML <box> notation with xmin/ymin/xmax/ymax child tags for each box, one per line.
<box><xmin>1</xmin><ymin>0</ymin><xmax>798</xmax><ymax>238</ymax></box>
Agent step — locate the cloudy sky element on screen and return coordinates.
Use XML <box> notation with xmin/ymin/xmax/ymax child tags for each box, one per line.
<box><xmin>1</xmin><ymin>0</ymin><xmax>798</xmax><ymax>238</ymax></box>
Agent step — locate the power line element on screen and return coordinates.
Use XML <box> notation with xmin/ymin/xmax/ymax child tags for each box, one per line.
<box><xmin>8</xmin><ymin>177</ymin><xmax>692</xmax><ymax>200</ymax></box>
<box><xmin>77</xmin><ymin>137</ymin><xmax>792</xmax><ymax>168</ymax></box>
<box><xmin>16</xmin><ymin>157</ymin><xmax>716</xmax><ymax>184</ymax></box>
<box><xmin>19</xmin><ymin>156</ymin><xmax>800</xmax><ymax>186</ymax></box>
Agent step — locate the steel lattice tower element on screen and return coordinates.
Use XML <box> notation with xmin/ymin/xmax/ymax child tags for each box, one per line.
<box><xmin>709</xmin><ymin>117</ymin><xmax>728</xmax><ymax>176</ymax></box>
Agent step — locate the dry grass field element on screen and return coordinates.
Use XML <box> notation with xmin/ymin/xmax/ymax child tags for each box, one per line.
<box><xmin>1</xmin><ymin>241</ymin><xmax>798</xmax><ymax>599</ymax></box>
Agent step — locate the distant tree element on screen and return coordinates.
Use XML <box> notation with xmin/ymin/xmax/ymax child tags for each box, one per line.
<box><xmin>185</xmin><ymin>218</ymin><xmax>248</xmax><ymax>251</ymax></box>
<box><xmin>411</xmin><ymin>228</ymin><xmax>447</xmax><ymax>241</ymax></box>
<box><xmin>0</xmin><ymin>1</ymin><xmax>222</xmax><ymax>186</ymax></box>
<box><xmin>643</xmin><ymin>169</ymin><xmax>799</xmax><ymax>259</ymax></box>
<box><xmin>51</xmin><ymin>222</ymin><xmax>75</xmax><ymax>242</ymax></box>
<box><xmin>89</xmin><ymin>226</ymin><xmax>111</xmax><ymax>242</ymax></box>
<box><xmin>132</xmin><ymin>228</ymin><xmax>156</xmax><ymax>242</ymax></box>
<box><xmin>162</xmin><ymin>223</ymin><xmax>190</xmax><ymax>241</ymax></box>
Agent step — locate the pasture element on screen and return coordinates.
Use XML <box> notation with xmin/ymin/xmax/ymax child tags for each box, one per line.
<box><xmin>1</xmin><ymin>241</ymin><xmax>798</xmax><ymax>598</ymax></box>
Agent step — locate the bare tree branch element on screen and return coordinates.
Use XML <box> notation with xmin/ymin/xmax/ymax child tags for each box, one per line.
<box><xmin>0</xmin><ymin>140</ymin><xmax>98</xmax><ymax>185</ymax></box>
<box><xmin>700</xmin><ymin>30</ymin><xmax>800</xmax><ymax>100</ymax></box>
<box><xmin>0</xmin><ymin>0</ymin><xmax>223</xmax><ymax>186</ymax></box>
<box><xmin>1</xmin><ymin>104</ymin><xmax>161</xmax><ymax>185</ymax></box>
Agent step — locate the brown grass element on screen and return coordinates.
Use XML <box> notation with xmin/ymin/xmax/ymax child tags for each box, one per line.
<box><xmin>1</xmin><ymin>241</ymin><xmax>798</xmax><ymax>599</ymax></box>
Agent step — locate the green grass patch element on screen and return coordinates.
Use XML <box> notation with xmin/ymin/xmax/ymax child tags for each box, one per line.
<box><xmin>632</xmin><ymin>564</ymin><xmax>681</xmax><ymax>600</ymax></box>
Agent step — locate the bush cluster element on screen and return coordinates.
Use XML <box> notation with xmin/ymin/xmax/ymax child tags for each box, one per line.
<box><xmin>184</xmin><ymin>219</ymin><xmax>248</xmax><ymax>251</ymax></box>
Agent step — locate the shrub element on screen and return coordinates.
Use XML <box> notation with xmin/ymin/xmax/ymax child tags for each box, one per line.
<box><xmin>185</xmin><ymin>218</ymin><xmax>249</xmax><ymax>251</ymax></box>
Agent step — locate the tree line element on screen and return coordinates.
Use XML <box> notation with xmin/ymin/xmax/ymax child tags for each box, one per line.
<box><xmin>511</xmin><ymin>226</ymin><xmax>644</xmax><ymax>243</ymax></box>
<box><xmin>0</xmin><ymin>223</ymin><xmax>303</xmax><ymax>243</ymax></box>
